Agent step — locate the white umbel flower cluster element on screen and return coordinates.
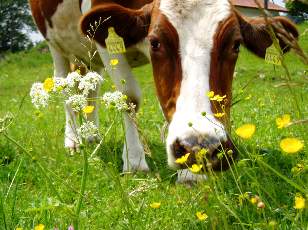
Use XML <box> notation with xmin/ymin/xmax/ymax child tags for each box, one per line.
<box><xmin>77</xmin><ymin>121</ymin><xmax>98</xmax><ymax>139</ymax></box>
<box><xmin>102</xmin><ymin>91</ymin><xmax>129</xmax><ymax>111</ymax></box>
<box><xmin>53</xmin><ymin>77</ymin><xmax>67</xmax><ymax>92</ymax></box>
<box><xmin>78</xmin><ymin>71</ymin><xmax>104</xmax><ymax>95</ymax></box>
<box><xmin>30</xmin><ymin>83</ymin><xmax>49</xmax><ymax>109</ymax></box>
<box><xmin>66</xmin><ymin>94</ymin><xmax>87</xmax><ymax>112</ymax></box>
<box><xmin>66</xmin><ymin>71</ymin><xmax>82</xmax><ymax>88</ymax></box>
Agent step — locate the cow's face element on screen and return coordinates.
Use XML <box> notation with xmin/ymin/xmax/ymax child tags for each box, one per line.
<box><xmin>80</xmin><ymin>0</ymin><xmax>298</xmax><ymax>170</ymax></box>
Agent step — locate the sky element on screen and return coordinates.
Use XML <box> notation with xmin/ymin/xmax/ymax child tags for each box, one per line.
<box><xmin>29</xmin><ymin>0</ymin><xmax>287</xmax><ymax>43</ymax></box>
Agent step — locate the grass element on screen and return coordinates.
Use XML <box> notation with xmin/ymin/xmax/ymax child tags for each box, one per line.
<box><xmin>0</xmin><ymin>22</ymin><xmax>307</xmax><ymax>229</ymax></box>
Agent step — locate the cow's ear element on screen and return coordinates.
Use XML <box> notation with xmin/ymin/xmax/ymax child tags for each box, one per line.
<box><xmin>236</xmin><ymin>12</ymin><xmax>298</xmax><ymax>58</ymax></box>
<box><xmin>80</xmin><ymin>3</ymin><xmax>153</xmax><ymax>47</ymax></box>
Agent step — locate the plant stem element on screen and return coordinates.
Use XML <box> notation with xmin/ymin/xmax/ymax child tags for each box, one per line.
<box><xmin>73</xmin><ymin>148</ymin><xmax>89</xmax><ymax>230</ymax></box>
<box><xmin>257</xmin><ymin>159</ymin><xmax>306</xmax><ymax>194</ymax></box>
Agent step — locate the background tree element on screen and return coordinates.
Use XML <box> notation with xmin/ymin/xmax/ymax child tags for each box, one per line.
<box><xmin>0</xmin><ymin>0</ymin><xmax>35</xmax><ymax>55</ymax></box>
<box><xmin>285</xmin><ymin>0</ymin><xmax>308</xmax><ymax>16</ymax></box>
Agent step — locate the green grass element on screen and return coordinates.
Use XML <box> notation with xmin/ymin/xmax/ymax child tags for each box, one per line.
<box><xmin>0</xmin><ymin>23</ymin><xmax>307</xmax><ymax>229</ymax></box>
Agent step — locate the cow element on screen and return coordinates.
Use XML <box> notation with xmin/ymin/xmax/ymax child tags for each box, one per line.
<box><xmin>29</xmin><ymin>0</ymin><xmax>298</xmax><ymax>183</ymax></box>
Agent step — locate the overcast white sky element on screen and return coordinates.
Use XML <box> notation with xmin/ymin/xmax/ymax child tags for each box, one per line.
<box><xmin>29</xmin><ymin>0</ymin><xmax>287</xmax><ymax>43</ymax></box>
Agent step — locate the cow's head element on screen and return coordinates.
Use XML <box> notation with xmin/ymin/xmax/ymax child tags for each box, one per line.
<box><xmin>80</xmin><ymin>0</ymin><xmax>298</xmax><ymax>171</ymax></box>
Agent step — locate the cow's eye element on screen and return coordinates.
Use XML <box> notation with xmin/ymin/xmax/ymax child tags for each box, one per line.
<box><xmin>233</xmin><ymin>41</ymin><xmax>241</xmax><ymax>53</ymax></box>
<box><xmin>150</xmin><ymin>38</ymin><xmax>161</xmax><ymax>51</ymax></box>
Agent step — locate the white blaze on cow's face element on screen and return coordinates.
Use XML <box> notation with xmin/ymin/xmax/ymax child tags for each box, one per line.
<box><xmin>158</xmin><ymin>0</ymin><xmax>233</xmax><ymax>168</ymax></box>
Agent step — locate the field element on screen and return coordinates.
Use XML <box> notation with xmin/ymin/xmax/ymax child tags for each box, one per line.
<box><xmin>0</xmin><ymin>22</ymin><xmax>307</xmax><ymax>229</ymax></box>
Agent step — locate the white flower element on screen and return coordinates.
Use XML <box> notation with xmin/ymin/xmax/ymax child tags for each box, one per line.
<box><xmin>66</xmin><ymin>94</ymin><xmax>87</xmax><ymax>112</ymax></box>
<box><xmin>53</xmin><ymin>77</ymin><xmax>67</xmax><ymax>92</ymax></box>
<box><xmin>66</xmin><ymin>71</ymin><xmax>81</xmax><ymax>88</ymax></box>
<box><xmin>78</xmin><ymin>71</ymin><xmax>104</xmax><ymax>95</ymax></box>
<box><xmin>102</xmin><ymin>91</ymin><xmax>128</xmax><ymax>111</ymax></box>
<box><xmin>77</xmin><ymin>121</ymin><xmax>98</xmax><ymax>139</ymax></box>
<box><xmin>30</xmin><ymin>83</ymin><xmax>49</xmax><ymax>109</ymax></box>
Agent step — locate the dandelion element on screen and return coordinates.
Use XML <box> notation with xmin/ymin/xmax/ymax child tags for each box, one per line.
<box><xmin>77</xmin><ymin>121</ymin><xmax>98</xmax><ymax>139</ymax></box>
<box><xmin>294</xmin><ymin>194</ymin><xmax>305</xmax><ymax>209</ymax></box>
<box><xmin>196</xmin><ymin>211</ymin><xmax>208</xmax><ymax>221</ymax></box>
<box><xmin>15</xmin><ymin>228</ymin><xmax>23</xmax><ymax>230</ymax></box>
<box><xmin>66</xmin><ymin>71</ymin><xmax>81</xmax><ymax>88</ymax></box>
<box><xmin>235</xmin><ymin>124</ymin><xmax>256</xmax><ymax>139</ymax></box>
<box><xmin>53</xmin><ymin>77</ymin><xmax>67</xmax><ymax>92</ymax></box>
<box><xmin>78</xmin><ymin>71</ymin><xmax>103</xmax><ymax>95</ymax></box>
<box><xmin>83</xmin><ymin>105</ymin><xmax>95</xmax><ymax>114</ymax></box>
<box><xmin>102</xmin><ymin>91</ymin><xmax>128</xmax><ymax>111</ymax></box>
<box><xmin>276</xmin><ymin>114</ymin><xmax>291</xmax><ymax>129</ymax></box>
<box><xmin>280</xmin><ymin>138</ymin><xmax>304</xmax><ymax>154</ymax></box>
<box><xmin>175</xmin><ymin>153</ymin><xmax>190</xmax><ymax>164</ymax></box>
<box><xmin>30</xmin><ymin>83</ymin><xmax>49</xmax><ymax>109</ymax></box>
<box><xmin>34</xmin><ymin>224</ymin><xmax>45</xmax><ymax>230</ymax></box>
<box><xmin>189</xmin><ymin>164</ymin><xmax>203</xmax><ymax>173</ymax></box>
<box><xmin>110</xmin><ymin>58</ymin><xmax>119</xmax><ymax>67</ymax></box>
<box><xmin>150</xmin><ymin>202</ymin><xmax>161</xmax><ymax>209</ymax></box>
<box><xmin>214</xmin><ymin>112</ymin><xmax>225</xmax><ymax>118</ymax></box>
<box><xmin>43</xmin><ymin>78</ymin><xmax>54</xmax><ymax>92</ymax></box>
<box><xmin>66</xmin><ymin>95</ymin><xmax>87</xmax><ymax>112</ymax></box>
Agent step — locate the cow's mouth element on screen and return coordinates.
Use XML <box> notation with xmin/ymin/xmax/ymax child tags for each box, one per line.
<box><xmin>173</xmin><ymin>138</ymin><xmax>236</xmax><ymax>171</ymax></box>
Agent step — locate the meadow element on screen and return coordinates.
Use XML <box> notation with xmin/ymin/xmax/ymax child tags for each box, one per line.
<box><xmin>0</xmin><ymin>22</ymin><xmax>307</xmax><ymax>229</ymax></box>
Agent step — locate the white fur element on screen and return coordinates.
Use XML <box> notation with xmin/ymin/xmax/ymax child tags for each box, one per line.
<box><xmin>177</xmin><ymin>169</ymin><xmax>207</xmax><ymax>184</ymax></box>
<box><xmin>81</xmin><ymin>0</ymin><xmax>91</xmax><ymax>14</ymax></box>
<box><xmin>96</xmin><ymin>44</ymin><xmax>149</xmax><ymax>172</ymax></box>
<box><xmin>160</xmin><ymin>0</ymin><xmax>231</xmax><ymax>171</ymax></box>
<box><xmin>46</xmin><ymin>0</ymin><xmax>101</xmax><ymax>69</ymax></box>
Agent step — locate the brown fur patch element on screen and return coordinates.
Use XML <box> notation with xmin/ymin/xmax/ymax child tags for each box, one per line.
<box><xmin>236</xmin><ymin>11</ymin><xmax>298</xmax><ymax>57</ymax></box>
<box><xmin>80</xmin><ymin>2</ymin><xmax>153</xmax><ymax>48</ymax></box>
<box><xmin>148</xmin><ymin>12</ymin><xmax>182</xmax><ymax>122</ymax></box>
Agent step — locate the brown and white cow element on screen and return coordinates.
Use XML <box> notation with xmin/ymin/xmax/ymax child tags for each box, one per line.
<box><xmin>30</xmin><ymin>0</ymin><xmax>298</xmax><ymax>182</ymax></box>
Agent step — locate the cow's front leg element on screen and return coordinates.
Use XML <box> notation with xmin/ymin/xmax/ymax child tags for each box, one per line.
<box><xmin>97</xmin><ymin>45</ymin><xmax>149</xmax><ymax>172</ymax></box>
<box><xmin>49</xmin><ymin>45</ymin><xmax>79</xmax><ymax>151</ymax></box>
<box><xmin>122</xmin><ymin>113</ymin><xmax>149</xmax><ymax>172</ymax></box>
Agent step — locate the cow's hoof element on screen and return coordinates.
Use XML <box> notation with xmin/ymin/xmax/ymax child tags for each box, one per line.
<box><xmin>65</xmin><ymin>138</ymin><xmax>80</xmax><ymax>154</ymax></box>
<box><xmin>176</xmin><ymin>169</ymin><xmax>207</xmax><ymax>185</ymax></box>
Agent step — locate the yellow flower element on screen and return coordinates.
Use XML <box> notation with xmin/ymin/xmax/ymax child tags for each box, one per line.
<box><xmin>235</xmin><ymin>124</ymin><xmax>256</xmax><ymax>139</ymax></box>
<box><xmin>43</xmin><ymin>78</ymin><xmax>54</xmax><ymax>92</ymax></box>
<box><xmin>83</xmin><ymin>105</ymin><xmax>95</xmax><ymax>114</ymax></box>
<box><xmin>276</xmin><ymin>114</ymin><xmax>291</xmax><ymax>129</ymax></box>
<box><xmin>189</xmin><ymin>164</ymin><xmax>203</xmax><ymax>173</ymax></box>
<box><xmin>214</xmin><ymin>95</ymin><xmax>226</xmax><ymax>102</ymax></box>
<box><xmin>150</xmin><ymin>202</ymin><xmax>161</xmax><ymax>209</ymax></box>
<box><xmin>16</xmin><ymin>228</ymin><xmax>23</xmax><ymax>230</ymax></box>
<box><xmin>207</xmin><ymin>91</ymin><xmax>214</xmax><ymax>98</ymax></box>
<box><xmin>196</xmin><ymin>211</ymin><xmax>208</xmax><ymax>221</ymax></box>
<box><xmin>214</xmin><ymin>112</ymin><xmax>225</xmax><ymax>118</ymax></box>
<box><xmin>175</xmin><ymin>153</ymin><xmax>190</xmax><ymax>164</ymax></box>
<box><xmin>34</xmin><ymin>224</ymin><xmax>45</xmax><ymax>230</ymax></box>
<box><xmin>294</xmin><ymin>194</ymin><xmax>305</xmax><ymax>209</ymax></box>
<box><xmin>196</xmin><ymin>148</ymin><xmax>208</xmax><ymax>161</ymax></box>
<box><xmin>250</xmin><ymin>197</ymin><xmax>257</xmax><ymax>204</ymax></box>
<box><xmin>110</xmin><ymin>59</ymin><xmax>119</xmax><ymax>66</ymax></box>
<box><xmin>280</xmin><ymin>138</ymin><xmax>304</xmax><ymax>154</ymax></box>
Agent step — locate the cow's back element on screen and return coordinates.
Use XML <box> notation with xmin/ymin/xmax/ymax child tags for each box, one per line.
<box><xmin>30</xmin><ymin>0</ymin><xmax>151</xmax><ymax>69</ymax></box>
